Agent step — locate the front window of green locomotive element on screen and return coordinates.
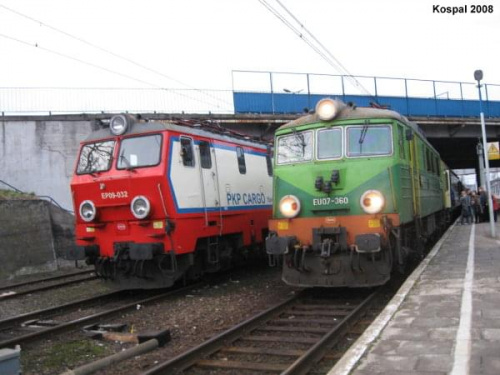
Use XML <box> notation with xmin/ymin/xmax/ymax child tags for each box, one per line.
<box><xmin>76</xmin><ymin>140</ymin><xmax>115</xmax><ymax>175</ymax></box>
<box><xmin>317</xmin><ymin>128</ymin><xmax>342</xmax><ymax>159</ymax></box>
<box><xmin>347</xmin><ymin>125</ymin><xmax>392</xmax><ymax>157</ymax></box>
<box><xmin>117</xmin><ymin>134</ymin><xmax>162</xmax><ymax>169</ymax></box>
<box><xmin>276</xmin><ymin>130</ymin><xmax>313</xmax><ymax>164</ymax></box>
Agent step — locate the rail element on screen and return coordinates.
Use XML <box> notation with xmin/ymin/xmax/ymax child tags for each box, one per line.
<box><xmin>0</xmin><ymin>272</ymin><xmax>97</xmax><ymax>301</ymax></box>
<box><xmin>141</xmin><ymin>289</ymin><xmax>378</xmax><ymax>375</ymax></box>
<box><xmin>0</xmin><ymin>283</ymin><xmax>203</xmax><ymax>349</ymax></box>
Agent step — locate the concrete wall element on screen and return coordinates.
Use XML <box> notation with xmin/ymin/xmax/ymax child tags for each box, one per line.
<box><xmin>0</xmin><ymin>120</ymin><xmax>95</xmax><ymax>211</ymax></box>
<box><xmin>0</xmin><ymin>117</ymin><xmax>271</xmax><ymax>210</ymax></box>
<box><xmin>0</xmin><ymin>200</ymin><xmax>76</xmax><ymax>278</ymax></box>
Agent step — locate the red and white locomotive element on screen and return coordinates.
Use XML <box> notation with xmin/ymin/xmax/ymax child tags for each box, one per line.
<box><xmin>67</xmin><ymin>114</ymin><xmax>272</xmax><ymax>289</ymax></box>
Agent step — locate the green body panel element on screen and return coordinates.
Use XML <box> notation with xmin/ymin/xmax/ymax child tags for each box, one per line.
<box><xmin>391</xmin><ymin>164</ymin><xmax>414</xmax><ymax>223</ymax></box>
<box><xmin>274</xmin><ymin>161</ymin><xmax>396</xmax><ymax>217</ymax></box>
<box><xmin>413</xmin><ymin>136</ymin><xmax>445</xmax><ymax>217</ymax></box>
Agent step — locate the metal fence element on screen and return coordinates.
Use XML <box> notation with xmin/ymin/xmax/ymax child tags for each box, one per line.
<box><xmin>0</xmin><ymin>179</ymin><xmax>71</xmax><ymax>212</ymax></box>
<box><xmin>0</xmin><ymin>88</ymin><xmax>235</xmax><ymax>115</ymax></box>
<box><xmin>232</xmin><ymin>70</ymin><xmax>500</xmax><ymax>117</ymax></box>
<box><xmin>1</xmin><ymin>71</ymin><xmax>500</xmax><ymax>117</ymax></box>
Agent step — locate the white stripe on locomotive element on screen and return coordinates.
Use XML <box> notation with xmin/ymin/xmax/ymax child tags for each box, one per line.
<box><xmin>169</xmin><ymin>137</ymin><xmax>272</xmax><ymax>212</ymax></box>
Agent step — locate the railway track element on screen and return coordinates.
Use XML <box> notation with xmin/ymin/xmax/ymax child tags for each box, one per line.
<box><xmin>0</xmin><ymin>270</ymin><xmax>97</xmax><ymax>301</ymax></box>
<box><xmin>0</xmin><ymin>283</ymin><xmax>202</xmax><ymax>349</ymax></box>
<box><xmin>141</xmin><ymin>288</ymin><xmax>378</xmax><ymax>375</ymax></box>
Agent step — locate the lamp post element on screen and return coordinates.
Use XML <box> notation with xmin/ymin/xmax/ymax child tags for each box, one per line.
<box><xmin>475</xmin><ymin>69</ymin><xmax>495</xmax><ymax>237</ymax></box>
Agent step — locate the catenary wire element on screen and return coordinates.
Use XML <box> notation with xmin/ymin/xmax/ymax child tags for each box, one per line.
<box><xmin>273</xmin><ymin>0</ymin><xmax>372</xmax><ymax>96</ymax></box>
<box><xmin>0</xmin><ymin>3</ymin><xmax>231</xmax><ymax>108</ymax></box>
<box><xmin>0</xmin><ymin>32</ymin><xmax>226</xmax><ymax>110</ymax></box>
<box><xmin>260</xmin><ymin>0</ymin><xmax>372</xmax><ymax>97</ymax></box>
<box><xmin>258</xmin><ymin>0</ymin><xmax>337</xmax><ymax>71</ymax></box>
<box><xmin>259</xmin><ymin>0</ymin><xmax>375</xmax><ymax>100</ymax></box>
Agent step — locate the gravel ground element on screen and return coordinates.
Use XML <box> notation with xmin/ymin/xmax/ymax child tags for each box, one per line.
<box><xmin>15</xmin><ymin>264</ymin><xmax>299</xmax><ymax>375</ymax></box>
<box><xmin>0</xmin><ymin>263</ymin><xmax>93</xmax><ymax>288</ymax></box>
<box><xmin>0</xmin><ymin>276</ymin><xmax>114</xmax><ymax>320</ymax></box>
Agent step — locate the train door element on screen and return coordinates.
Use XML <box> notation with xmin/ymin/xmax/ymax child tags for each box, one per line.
<box><xmin>409</xmin><ymin>134</ymin><xmax>421</xmax><ymax>217</ymax></box>
<box><xmin>443</xmin><ymin>169</ymin><xmax>452</xmax><ymax>209</ymax></box>
<box><xmin>197</xmin><ymin>141</ymin><xmax>221</xmax><ymax>220</ymax></box>
<box><xmin>398</xmin><ymin>124</ymin><xmax>414</xmax><ymax>222</ymax></box>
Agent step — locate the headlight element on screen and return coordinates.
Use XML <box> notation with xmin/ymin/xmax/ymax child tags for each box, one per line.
<box><xmin>131</xmin><ymin>196</ymin><xmax>151</xmax><ymax>219</ymax></box>
<box><xmin>279</xmin><ymin>195</ymin><xmax>301</xmax><ymax>218</ymax></box>
<box><xmin>315</xmin><ymin>98</ymin><xmax>343</xmax><ymax>121</ymax></box>
<box><xmin>79</xmin><ymin>200</ymin><xmax>96</xmax><ymax>222</ymax></box>
<box><xmin>360</xmin><ymin>190</ymin><xmax>385</xmax><ymax>214</ymax></box>
<box><xmin>109</xmin><ymin>114</ymin><xmax>132</xmax><ymax>136</ymax></box>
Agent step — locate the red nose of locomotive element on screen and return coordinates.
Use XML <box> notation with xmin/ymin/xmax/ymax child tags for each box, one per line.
<box><xmin>72</xmin><ymin>171</ymin><xmax>169</xmax><ymax>257</ymax></box>
<box><xmin>68</xmin><ymin>114</ymin><xmax>170</xmax><ymax>269</ymax></box>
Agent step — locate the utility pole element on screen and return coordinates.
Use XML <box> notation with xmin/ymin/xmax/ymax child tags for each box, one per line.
<box><xmin>475</xmin><ymin>69</ymin><xmax>495</xmax><ymax>237</ymax></box>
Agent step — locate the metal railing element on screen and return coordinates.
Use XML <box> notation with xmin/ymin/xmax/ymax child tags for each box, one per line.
<box><xmin>0</xmin><ymin>88</ymin><xmax>235</xmax><ymax>115</ymax></box>
<box><xmin>0</xmin><ymin>179</ymin><xmax>72</xmax><ymax>213</ymax></box>
<box><xmin>231</xmin><ymin>70</ymin><xmax>500</xmax><ymax>117</ymax></box>
<box><xmin>1</xmin><ymin>71</ymin><xmax>499</xmax><ymax>117</ymax></box>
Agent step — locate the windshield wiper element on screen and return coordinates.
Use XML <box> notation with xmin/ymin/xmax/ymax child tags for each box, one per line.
<box><xmin>119</xmin><ymin>150</ymin><xmax>136</xmax><ymax>172</ymax></box>
<box><xmin>358</xmin><ymin>124</ymin><xmax>369</xmax><ymax>145</ymax></box>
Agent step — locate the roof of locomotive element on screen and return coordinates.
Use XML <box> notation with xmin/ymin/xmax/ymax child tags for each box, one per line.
<box><xmin>276</xmin><ymin>102</ymin><xmax>437</xmax><ymax>153</ymax></box>
<box><xmin>278</xmin><ymin>104</ymin><xmax>416</xmax><ymax>131</ymax></box>
<box><xmin>84</xmin><ymin>119</ymin><xmax>269</xmax><ymax>150</ymax></box>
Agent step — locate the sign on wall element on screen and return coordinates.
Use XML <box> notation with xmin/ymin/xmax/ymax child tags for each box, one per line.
<box><xmin>488</xmin><ymin>142</ymin><xmax>500</xmax><ymax>160</ymax></box>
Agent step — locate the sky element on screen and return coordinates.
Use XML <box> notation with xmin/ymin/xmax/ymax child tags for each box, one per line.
<box><xmin>0</xmin><ymin>0</ymin><xmax>499</xmax><ymax>94</ymax></box>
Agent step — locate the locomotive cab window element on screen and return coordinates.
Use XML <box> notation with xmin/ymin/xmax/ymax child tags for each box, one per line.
<box><xmin>199</xmin><ymin>141</ymin><xmax>212</xmax><ymax>169</ymax></box>
<box><xmin>266</xmin><ymin>146</ymin><xmax>273</xmax><ymax>176</ymax></box>
<box><xmin>76</xmin><ymin>140</ymin><xmax>115</xmax><ymax>175</ymax></box>
<box><xmin>180</xmin><ymin>137</ymin><xmax>195</xmax><ymax>167</ymax></box>
<box><xmin>117</xmin><ymin>134</ymin><xmax>162</xmax><ymax>169</ymax></box>
<box><xmin>276</xmin><ymin>130</ymin><xmax>313</xmax><ymax>164</ymax></box>
<box><xmin>347</xmin><ymin>125</ymin><xmax>392</xmax><ymax>157</ymax></box>
<box><xmin>317</xmin><ymin>128</ymin><xmax>342</xmax><ymax>160</ymax></box>
<box><xmin>236</xmin><ymin>146</ymin><xmax>246</xmax><ymax>174</ymax></box>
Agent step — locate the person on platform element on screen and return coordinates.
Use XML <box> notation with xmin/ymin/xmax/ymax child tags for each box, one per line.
<box><xmin>479</xmin><ymin>187</ymin><xmax>488</xmax><ymax>222</ymax></box>
<box><xmin>492</xmin><ymin>194</ymin><xmax>499</xmax><ymax>222</ymax></box>
<box><xmin>470</xmin><ymin>191</ymin><xmax>481</xmax><ymax>223</ymax></box>
<box><xmin>460</xmin><ymin>190</ymin><xmax>472</xmax><ymax>225</ymax></box>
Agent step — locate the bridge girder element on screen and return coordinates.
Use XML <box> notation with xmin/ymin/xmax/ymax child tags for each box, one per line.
<box><xmin>3</xmin><ymin>113</ymin><xmax>500</xmax><ymax>170</ymax></box>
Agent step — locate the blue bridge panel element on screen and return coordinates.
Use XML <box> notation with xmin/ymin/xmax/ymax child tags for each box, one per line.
<box><xmin>233</xmin><ymin>92</ymin><xmax>500</xmax><ymax>118</ymax></box>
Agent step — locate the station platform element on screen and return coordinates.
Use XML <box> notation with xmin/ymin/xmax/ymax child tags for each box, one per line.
<box><xmin>329</xmin><ymin>220</ymin><xmax>500</xmax><ymax>375</ymax></box>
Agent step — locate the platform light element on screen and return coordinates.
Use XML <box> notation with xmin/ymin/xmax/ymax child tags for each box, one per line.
<box><xmin>360</xmin><ymin>190</ymin><xmax>385</xmax><ymax>214</ymax></box>
<box><xmin>279</xmin><ymin>195</ymin><xmax>301</xmax><ymax>218</ymax></box>
<box><xmin>131</xmin><ymin>196</ymin><xmax>151</xmax><ymax>219</ymax></box>
<box><xmin>315</xmin><ymin>98</ymin><xmax>343</xmax><ymax>121</ymax></box>
<box><xmin>110</xmin><ymin>114</ymin><xmax>132</xmax><ymax>136</ymax></box>
<box><xmin>79</xmin><ymin>200</ymin><xmax>96</xmax><ymax>222</ymax></box>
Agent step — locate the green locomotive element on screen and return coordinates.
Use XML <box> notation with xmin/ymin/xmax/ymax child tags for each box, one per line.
<box><xmin>266</xmin><ymin>98</ymin><xmax>457</xmax><ymax>287</ymax></box>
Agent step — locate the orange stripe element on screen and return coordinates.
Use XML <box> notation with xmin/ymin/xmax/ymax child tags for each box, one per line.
<box><xmin>269</xmin><ymin>214</ymin><xmax>400</xmax><ymax>245</ymax></box>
